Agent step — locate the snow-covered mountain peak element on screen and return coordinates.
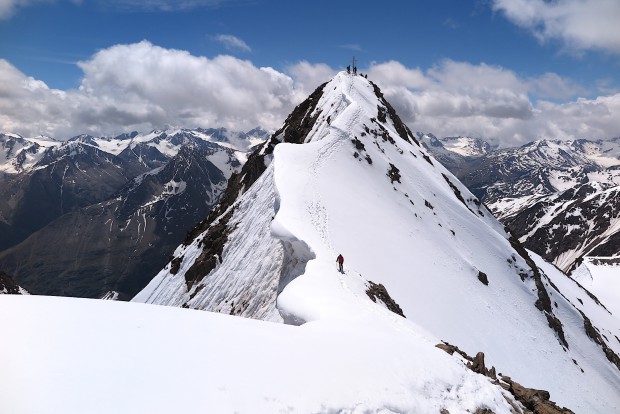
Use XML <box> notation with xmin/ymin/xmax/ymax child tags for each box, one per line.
<box><xmin>441</xmin><ymin>136</ymin><xmax>492</xmax><ymax>157</ymax></box>
<box><xmin>135</xmin><ymin>72</ymin><xmax>620</xmax><ymax>412</ymax></box>
<box><xmin>0</xmin><ymin>132</ymin><xmax>58</xmax><ymax>173</ymax></box>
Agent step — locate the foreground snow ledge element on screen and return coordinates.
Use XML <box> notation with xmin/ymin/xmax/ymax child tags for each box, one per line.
<box><xmin>1</xmin><ymin>295</ymin><xmax>516</xmax><ymax>414</ymax></box>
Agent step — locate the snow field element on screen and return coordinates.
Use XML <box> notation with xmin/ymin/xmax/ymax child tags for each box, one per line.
<box><xmin>572</xmin><ymin>257</ymin><xmax>620</xmax><ymax>319</ymax></box>
<box><xmin>0</xmin><ymin>295</ymin><xmax>516</xmax><ymax>414</ymax></box>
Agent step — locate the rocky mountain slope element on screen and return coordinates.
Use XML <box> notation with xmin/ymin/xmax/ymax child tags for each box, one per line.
<box><xmin>133</xmin><ymin>72</ymin><xmax>620</xmax><ymax>412</ymax></box>
<box><xmin>0</xmin><ymin>271</ymin><xmax>28</xmax><ymax>294</ymax></box>
<box><xmin>505</xmin><ymin>182</ymin><xmax>620</xmax><ymax>272</ymax></box>
<box><xmin>422</xmin><ymin>136</ymin><xmax>620</xmax><ymax>273</ymax></box>
<box><xmin>0</xmin><ymin>128</ymin><xmax>267</xmax><ymax>298</ymax></box>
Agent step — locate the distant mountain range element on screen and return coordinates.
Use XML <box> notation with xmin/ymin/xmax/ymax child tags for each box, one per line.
<box><xmin>421</xmin><ymin>134</ymin><xmax>620</xmax><ymax>272</ymax></box>
<box><xmin>0</xmin><ymin>128</ymin><xmax>269</xmax><ymax>299</ymax></box>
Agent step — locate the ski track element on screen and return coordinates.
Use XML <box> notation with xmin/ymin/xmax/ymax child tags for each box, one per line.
<box><xmin>304</xmin><ymin>92</ymin><xmax>362</xmax><ymax>257</ymax></box>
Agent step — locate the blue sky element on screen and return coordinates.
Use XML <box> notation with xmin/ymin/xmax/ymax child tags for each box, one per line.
<box><xmin>1</xmin><ymin>0</ymin><xmax>619</xmax><ymax>146</ymax></box>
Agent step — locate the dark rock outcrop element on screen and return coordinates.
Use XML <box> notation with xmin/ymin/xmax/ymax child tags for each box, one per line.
<box><xmin>0</xmin><ymin>271</ymin><xmax>27</xmax><ymax>294</ymax></box>
<box><xmin>436</xmin><ymin>341</ymin><xmax>574</xmax><ymax>414</ymax></box>
<box><xmin>365</xmin><ymin>280</ymin><xmax>405</xmax><ymax>317</ymax></box>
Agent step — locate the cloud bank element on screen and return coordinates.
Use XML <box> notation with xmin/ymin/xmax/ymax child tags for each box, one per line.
<box><xmin>1</xmin><ymin>41</ymin><xmax>619</xmax><ymax>147</ymax></box>
<box><xmin>492</xmin><ymin>0</ymin><xmax>620</xmax><ymax>55</ymax></box>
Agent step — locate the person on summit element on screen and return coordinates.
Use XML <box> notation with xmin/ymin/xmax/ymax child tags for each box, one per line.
<box><xmin>336</xmin><ymin>254</ymin><xmax>344</xmax><ymax>273</ymax></box>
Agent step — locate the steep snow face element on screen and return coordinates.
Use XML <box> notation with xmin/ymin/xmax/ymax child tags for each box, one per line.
<box><xmin>572</xmin><ymin>257</ymin><xmax>620</xmax><ymax>318</ymax></box>
<box><xmin>134</xmin><ymin>165</ymin><xmax>284</xmax><ymax>320</ymax></box>
<box><xmin>135</xmin><ymin>72</ymin><xmax>620</xmax><ymax>412</ymax></box>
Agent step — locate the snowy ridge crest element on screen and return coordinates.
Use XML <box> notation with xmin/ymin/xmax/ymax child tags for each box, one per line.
<box><xmin>134</xmin><ymin>72</ymin><xmax>620</xmax><ymax>413</ymax></box>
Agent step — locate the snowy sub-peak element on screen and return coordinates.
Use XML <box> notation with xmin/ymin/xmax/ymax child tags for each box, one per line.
<box><xmin>417</xmin><ymin>133</ymin><xmax>494</xmax><ymax>177</ymax></box>
<box><xmin>417</xmin><ymin>134</ymin><xmax>493</xmax><ymax>158</ymax></box>
<box><xmin>440</xmin><ymin>135</ymin><xmax>493</xmax><ymax>157</ymax></box>
<box><xmin>194</xmin><ymin>126</ymin><xmax>270</xmax><ymax>152</ymax></box>
<box><xmin>135</xmin><ymin>72</ymin><xmax>620</xmax><ymax>412</ymax></box>
<box><xmin>0</xmin><ymin>133</ymin><xmax>58</xmax><ymax>174</ymax></box>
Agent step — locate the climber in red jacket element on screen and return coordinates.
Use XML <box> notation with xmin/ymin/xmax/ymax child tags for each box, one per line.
<box><xmin>336</xmin><ymin>254</ymin><xmax>344</xmax><ymax>273</ymax></box>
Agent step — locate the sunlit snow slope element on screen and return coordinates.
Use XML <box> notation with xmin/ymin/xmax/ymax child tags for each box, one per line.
<box><xmin>1</xmin><ymin>295</ymin><xmax>521</xmax><ymax>414</ymax></box>
<box><xmin>135</xmin><ymin>72</ymin><xmax>620</xmax><ymax>412</ymax></box>
<box><xmin>572</xmin><ymin>257</ymin><xmax>620</xmax><ymax>318</ymax></box>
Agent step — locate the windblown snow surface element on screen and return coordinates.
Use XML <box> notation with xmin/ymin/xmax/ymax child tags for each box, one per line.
<box><xmin>1</xmin><ymin>293</ymin><xmax>518</xmax><ymax>414</ymax></box>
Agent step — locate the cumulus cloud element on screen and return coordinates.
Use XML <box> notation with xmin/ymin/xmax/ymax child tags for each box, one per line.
<box><xmin>287</xmin><ymin>61</ymin><xmax>337</xmax><ymax>101</ymax></box>
<box><xmin>1</xmin><ymin>41</ymin><xmax>619</xmax><ymax>147</ymax></box>
<box><xmin>213</xmin><ymin>34</ymin><xmax>251</xmax><ymax>52</ymax></box>
<box><xmin>0</xmin><ymin>41</ymin><xmax>316</xmax><ymax>138</ymax></box>
<box><xmin>366</xmin><ymin>59</ymin><xmax>620</xmax><ymax>147</ymax></box>
<box><xmin>492</xmin><ymin>0</ymin><xmax>620</xmax><ymax>55</ymax></box>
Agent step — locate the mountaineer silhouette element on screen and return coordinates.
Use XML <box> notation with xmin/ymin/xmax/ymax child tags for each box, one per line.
<box><xmin>336</xmin><ymin>254</ymin><xmax>344</xmax><ymax>273</ymax></box>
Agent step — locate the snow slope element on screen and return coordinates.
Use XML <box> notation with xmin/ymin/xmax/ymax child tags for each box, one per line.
<box><xmin>572</xmin><ymin>257</ymin><xmax>620</xmax><ymax>318</ymax></box>
<box><xmin>1</xmin><ymin>295</ymin><xmax>521</xmax><ymax>413</ymax></box>
<box><xmin>135</xmin><ymin>72</ymin><xmax>620</xmax><ymax>412</ymax></box>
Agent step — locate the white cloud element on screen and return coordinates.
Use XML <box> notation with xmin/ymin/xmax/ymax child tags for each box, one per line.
<box><xmin>0</xmin><ymin>0</ymin><xmax>42</xmax><ymax>19</ymax></box>
<box><xmin>214</xmin><ymin>34</ymin><xmax>251</xmax><ymax>53</ymax></box>
<box><xmin>367</xmin><ymin>59</ymin><xmax>620</xmax><ymax>147</ymax></box>
<box><xmin>107</xmin><ymin>0</ymin><xmax>228</xmax><ymax>12</ymax></box>
<box><xmin>338</xmin><ymin>44</ymin><xmax>367</xmax><ymax>53</ymax></box>
<box><xmin>0</xmin><ymin>0</ymin><xmax>83</xmax><ymax>19</ymax></box>
<box><xmin>287</xmin><ymin>61</ymin><xmax>337</xmax><ymax>101</ymax></box>
<box><xmin>1</xmin><ymin>42</ymin><xmax>619</xmax><ymax>148</ymax></box>
<box><xmin>492</xmin><ymin>0</ymin><xmax>620</xmax><ymax>55</ymax></box>
<box><xmin>0</xmin><ymin>41</ymin><xmax>312</xmax><ymax>138</ymax></box>
<box><xmin>367</xmin><ymin>61</ymin><xmax>429</xmax><ymax>90</ymax></box>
